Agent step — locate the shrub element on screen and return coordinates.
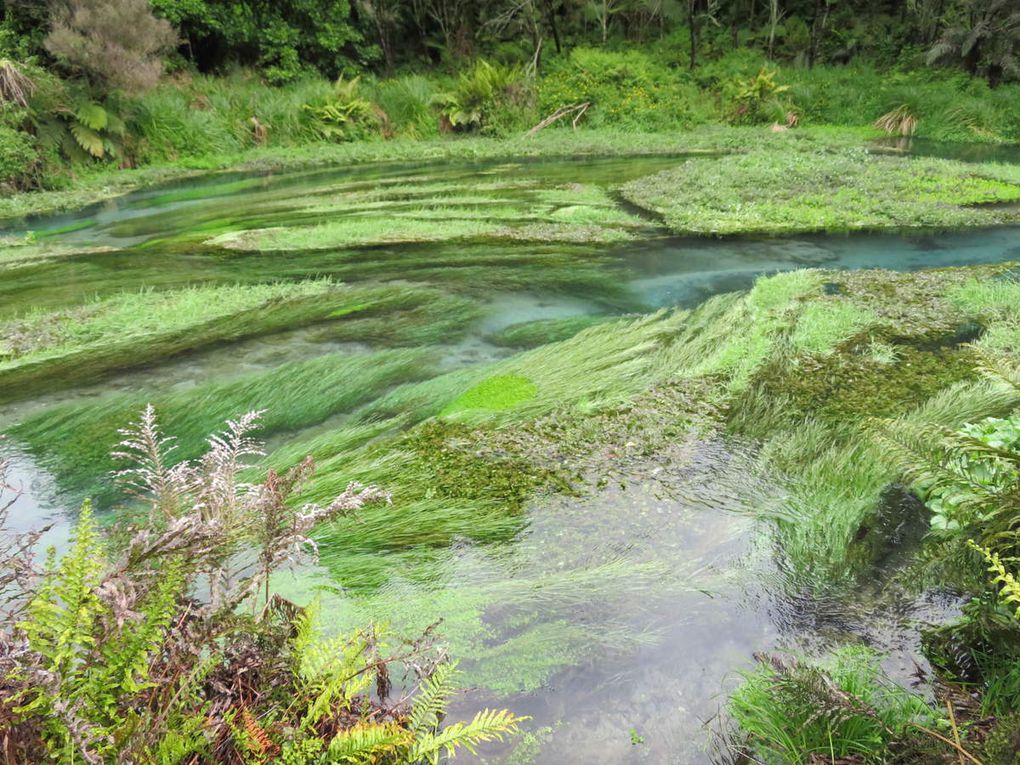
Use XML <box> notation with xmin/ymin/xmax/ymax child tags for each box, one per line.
<box><xmin>538</xmin><ymin>47</ymin><xmax>713</xmax><ymax>131</ymax></box>
<box><xmin>45</xmin><ymin>0</ymin><xmax>177</xmax><ymax>93</ymax></box>
<box><xmin>727</xmin><ymin>66</ymin><xmax>794</xmax><ymax>125</ymax></box>
<box><xmin>303</xmin><ymin>76</ymin><xmax>383</xmax><ymax>142</ymax></box>
<box><xmin>434</xmin><ymin>60</ymin><xmax>533</xmax><ymax>135</ymax></box>
<box><xmin>0</xmin><ymin>125</ymin><xmax>36</xmax><ymax>188</ymax></box>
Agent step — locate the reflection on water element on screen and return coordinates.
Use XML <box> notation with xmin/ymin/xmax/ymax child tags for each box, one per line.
<box><xmin>0</xmin><ymin>148</ymin><xmax>1005</xmax><ymax>763</ymax></box>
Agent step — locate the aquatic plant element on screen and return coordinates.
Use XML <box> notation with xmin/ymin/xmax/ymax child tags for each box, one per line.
<box><xmin>0</xmin><ymin>279</ymin><xmax>394</xmax><ymax>401</ymax></box>
<box><xmin>729</xmin><ymin>647</ymin><xmax>931</xmax><ymax>764</ymax></box>
<box><xmin>622</xmin><ymin>146</ymin><xmax>1020</xmax><ymax>235</ymax></box>
<box><xmin>11</xmin><ymin>348</ymin><xmax>434</xmax><ymax>497</ymax></box>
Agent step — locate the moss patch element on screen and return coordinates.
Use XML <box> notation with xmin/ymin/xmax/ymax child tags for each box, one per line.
<box><xmin>441</xmin><ymin>374</ymin><xmax>538</xmax><ymax>416</ymax></box>
<box><xmin>752</xmin><ymin>339</ymin><xmax>982</xmax><ymax>425</ymax></box>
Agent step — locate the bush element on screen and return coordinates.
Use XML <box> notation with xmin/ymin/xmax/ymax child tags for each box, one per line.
<box><xmin>0</xmin><ymin>125</ymin><xmax>37</xmax><ymax>188</ymax></box>
<box><xmin>302</xmin><ymin>76</ymin><xmax>383</xmax><ymax>142</ymax></box>
<box><xmin>434</xmin><ymin>60</ymin><xmax>533</xmax><ymax>135</ymax></box>
<box><xmin>45</xmin><ymin>0</ymin><xmax>177</xmax><ymax>94</ymax></box>
<box><xmin>0</xmin><ymin>408</ymin><xmax>525</xmax><ymax>763</ymax></box>
<box><xmin>539</xmin><ymin>47</ymin><xmax>714</xmax><ymax>131</ymax></box>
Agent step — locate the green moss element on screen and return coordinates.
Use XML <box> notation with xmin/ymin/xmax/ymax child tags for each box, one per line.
<box><xmin>441</xmin><ymin>374</ymin><xmax>539</xmax><ymax>416</ymax></box>
<box><xmin>984</xmin><ymin>713</ymin><xmax>1020</xmax><ymax>765</ymax></box>
<box><xmin>402</xmin><ymin>420</ymin><xmax>545</xmax><ymax>507</ymax></box>
<box><xmin>753</xmin><ymin>341</ymin><xmax>982</xmax><ymax>425</ymax></box>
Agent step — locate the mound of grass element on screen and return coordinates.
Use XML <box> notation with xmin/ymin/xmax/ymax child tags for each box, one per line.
<box><xmin>209</xmin><ymin>181</ymin><xmax>647</xmax><ymax>252</ymax></box>
<box><xmin>623</xmin><ymin>145</ymin><xmax>1020</xmax><ymax>235</ymax></box>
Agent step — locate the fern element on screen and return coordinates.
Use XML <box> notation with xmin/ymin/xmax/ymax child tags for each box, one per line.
<box><xmin>20</xmin><ymin>501</ymin><xmax>105</xmax><ymax>675</ymax></box>
<box><xmin>408</xmin><ymin>661</ymin><xmax>459</xmax><ymax>734</ymax></box>
<box><xmin>971</xmin><ymin>541</ymin><xmax>1020</xmax><ymax>619</ymax></box>
<box><xmin>409</xmin><ymin>709</ymin><xmax>526</xmax><ymax>764</ymax></box>
<box><xmin>95</xmin><ymin>562</ymin><xmax>182</xmax><ymax>701</ymax></box>
<box><xmin>328</xmin><ymin>722</ymin><xmax>410</xmax><ymax>763</ymax></box>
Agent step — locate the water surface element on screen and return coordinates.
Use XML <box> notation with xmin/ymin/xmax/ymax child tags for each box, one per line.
<box><xmin>0</xmin><ymin>150</ymin><xmax>1005</xmax><ymax>763</ymax></box>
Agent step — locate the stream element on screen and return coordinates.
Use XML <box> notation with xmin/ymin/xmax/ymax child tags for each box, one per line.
<box><xmin>1</xmin><ymin>148</ymin><xmax>1016</xmax><ymax>763</ymax></box>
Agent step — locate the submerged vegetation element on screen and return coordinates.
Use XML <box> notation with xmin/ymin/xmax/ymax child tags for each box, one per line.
<box><xmin>2</xmin><ymin>0</ymin><xmax>1020</xmax><ymax>760</ymax></box>
<box><xmin>624</xmin><ymin>144</ymin><xmax>1020</xmax><ymax>234</ymax></box>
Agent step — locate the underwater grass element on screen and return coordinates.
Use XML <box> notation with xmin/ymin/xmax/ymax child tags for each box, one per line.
<box><xmin>623</xmin><ymin>145</ymin><xmax>1020</xmax><ymax>235</ymax></box>
<box><xmin>10</xmin><ymin>348</ymin><xmax>435</xmax><ymax>499</ymax></box>
<box><xmin>0</xmin><ymin>280</ymin><xmax>421</xmax><ymax>402</ymax></box>
<box><xmin>485</xmin><ymin>315</ymin><xmax>613</xmax><ymax>348</ymax></box>
<box><xmin>209</xmin><ymin>182</ymin><xmax>646</xmax><ymax>252</ymax></box>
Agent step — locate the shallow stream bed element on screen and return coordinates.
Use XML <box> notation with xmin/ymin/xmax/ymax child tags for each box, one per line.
<box><xmin>1</xmin><ymin>148</ymin><xmax>1015</xmax><ymax>763</ymax></box>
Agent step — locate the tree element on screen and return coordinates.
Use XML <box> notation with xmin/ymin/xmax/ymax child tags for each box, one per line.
<box><xmin>687</xmin><ymin>0</ymin><xmax>718</xmax><ymax>69</ymax></box>
<box><xmin>927</xmin><ymin>0</ymin><xmax>1020</xmax><ymax>86</ymax></box>
<box><xmin>45</xmin><ymin>0</ymin><xmax>177</xmax><ymax>93</ymax></box>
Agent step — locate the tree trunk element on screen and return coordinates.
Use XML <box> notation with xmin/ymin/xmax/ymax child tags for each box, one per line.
<box><xmin>768</xmin><ymin>0</ymin><xmax>780</xmax><ymax>59</ymax></box>
<box><xmin>688</xmin><ymin>0</ymin><xmax>698</xmax><ymax>70</ymax></box>
<box><xmin>543</xmin><ymin>0</ymin><xmax>562</xmax><ymax>54</ymax></box>
<box><xmin>807</xmin><ymin>0</ymin><xmax>826</xmax><ymax>68</ymax></box>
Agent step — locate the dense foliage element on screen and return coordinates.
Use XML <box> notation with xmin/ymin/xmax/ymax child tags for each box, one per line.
<box><xmin>733</xmin><ymin>363</ymin><xmax>1020</xmax><ymax>764</ymax></box>
<box><xmin>0</xmin><ymin>0</ymin><xmax>1017</xmax><ymax>192</ymax></box>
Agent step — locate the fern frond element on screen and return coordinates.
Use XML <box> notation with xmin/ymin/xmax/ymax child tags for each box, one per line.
<box><xmin>408</xmin><ymin>661</ymin><xmax>459</xmax><ymax>734</ymax></box>
<box><xmin>241</xmin><ymin>706</ymin><xmax>274</xmax><ymax>756</ymax></box>
<box><xmin>21</xmin><ymin>502</ymin><xmax>105</xmax><ymax>674</ymax></box>
<box><xmin>328</xmin><ymin>722</ymin><xmax>410</xmax><ymax>763</ymax></box>
<box><xmin>970</xmin><ymin>541</ymin><xmax>1020</xmax><ymax>618</ymax></box>
<box><xmin>409</xmin><ymin>709</ymin><xmax>527</xmax><ymax>764</ymax></box>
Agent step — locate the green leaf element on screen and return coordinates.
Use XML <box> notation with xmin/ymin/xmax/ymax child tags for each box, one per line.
<box><xmin>70</xmin><ymin>123</ymin><xmax>105</xmax><ymax>158</ymax></box>
<box><xmin>75</xmin><ymin>103</ymin><xmax>108</xmax><ymax>131</ymax></box>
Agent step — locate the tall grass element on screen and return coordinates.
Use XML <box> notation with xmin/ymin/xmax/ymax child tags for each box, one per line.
<box><xmin>730</xmin><ymin>646</ymin><xmax>931</xmax><ymax>763</ymax></box>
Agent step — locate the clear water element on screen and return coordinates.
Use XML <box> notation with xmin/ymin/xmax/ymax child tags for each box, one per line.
<box><xmin>0</xmin><ymin>149</ymin><xmax>1007</xmax><ymax>763</ymax></box>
